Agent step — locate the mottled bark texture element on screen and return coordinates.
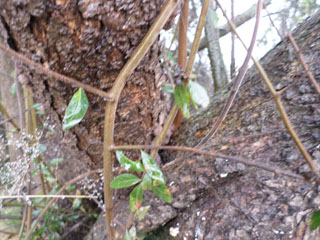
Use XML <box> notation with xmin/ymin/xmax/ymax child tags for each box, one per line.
<box><xmin>0</xmin><ymin>0</ymin><xmax>171</xmax><ymax>182</ymax></box>
<box><xmin>86</xmin><ymin>11</ymin><xmax>320</xmax><ymax>239</ymax></box>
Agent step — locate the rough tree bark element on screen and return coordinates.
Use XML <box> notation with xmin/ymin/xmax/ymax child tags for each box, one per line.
<box><xmin>0</xmin><ymin>0</ymin><xmax>173</xmax><ymax>184</ymax></box>
<box><xmin>86</xmin><ymin>11</ymin><xmax>320</xmax><ymax>239</ymax></box>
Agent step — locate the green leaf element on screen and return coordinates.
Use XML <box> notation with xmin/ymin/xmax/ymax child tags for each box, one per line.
<box><xmin>110</xmin><ymin>174</ymin><xmax>141</xmax><ymax>189</ymax></box>
<box><xmin>116</xmin><ymin>151</ymin><xmax>144</xmax><ymax>172</ymax></box>
<box><xmin>66</xmin><ymin>184</ymin><xmax>76</xmax><ymax>192</ymax></box>
<box><xmin>124</xmin><ymin>230</ymin><xmax>132</xmax><ymax>240</ymax></box>
<box><xmin>162</xmin><ymin>86</ymin><xmax>174</xmax><ymax>94</ymax></box>
<box><xmin>10</xmin><ymin>83</ymin><xmax>16</xmax><ymax>96</ymax></box>
<box><xmin>310</xmin><ymin>210</ymin><xmax>320</xmax><ymax>230</ymax></box>
<box><xmin>50</xmin><ymin>158</ymin><xmax>64</xmax><ymax>167</ymax></box>
<box><xmin>188</xmin><ymin>81</ymin><xmax>210</xmax><ymax>108</ymax></box>
<box><xmin>129</xmin><ymin>184</ymin><xmax>143</xmax><ymax>212</ymax></box>
<box><xmin>141</xmin><ymin>173</ymin><xmax>152</xmax><ymax>191</ymax></box>
<box><xmin>135</xmin><ymin>206</ymin><xmax>150</xmax><ymax>221</ymax></box>
<box><xmin>141</xmin><ymin>151</ymin><xmax>165</xmax><ymax>184</ymax></box>
<box><xmin>40</xmin><ymin>162</ymin><xmax>51</xmax><ymax>176</ymax></box>
<box><xmin>10</xmin><ymin>69</ymin><xmax>16</xmax><ymax>78</ymax></box>
<box><xmin>65</xmin><ymin>214</ymin><xmax>80</xmax><ymax>221</ymax></box>
<box><xmin>62</xmin><ymin>88</ymin><xmax>89</xmax><ymax>130</ymax></box>
<box><xmin>72</xmin><ymin>198</ymin><xmax>82</xmax><ymax>210</ymax></box>
<box><xmin>152</xmin><ymin>182</ymin><xmax>172</xmax><ymax>203</ymax></box>
<box><xmin>210</xmin><ymin>11</ymin><xmax>219</xmax><ymax>27</ymax></box>
<box><xmin>32</xmin><ymin>103</ymin><xmax>44</xmax><ymax>115</ymax></box>
<box><xmin>174</xmin><ymin>84</ymin><xmax>191</xmax><ymax>118</ymax></box>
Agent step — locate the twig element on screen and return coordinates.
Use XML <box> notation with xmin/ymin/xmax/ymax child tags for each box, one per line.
<box><xmin>172</xmin><ymin>0</ymin><xmax>189</xmax><ymax>131</ymax></box>
<box><xmin>0</xmin><ymin>108</ymin><xmax>30</xmax><ymax>125</ymax></box>
<box><xmin>24</xmin><ymin>169</ymin><xmax>102</xmax><ymax>239</ymax></box>
<box><xmin>0</xmin><ymin>43</ymin><xmax>112</xmax><ymax>100</ymax></box>
<box><xmin>0</xmin><ymin>101</ymin><xmax>20</xmax><ymax>131</ymax></box>
<box><xmin>230</xmin><ymin>0</ymin><xmax>235</xmax><ymax>79</ymax></box>
<box><xmin>194</xmin><ymin>0</ymin><xmax>262</xmax><ymax>147</ymax></box>
<box><xmin>0</xmin><ymin>214</ymin><xmax>21</xmax><ymax>220</ymax></box>
<box><xmin>15</xmin><ymin>63</ymin><xmax>24</xmax><ymax>129</ymax></box>
<box><xmin>0</xmin><ymin>194</ymin><xmax>97</xmax><ymax>200</ymax></box>
<box><xmin>287</xmin><ymin>33</ymin><xmax>320</xmax><ymax>94</ymax></box>
<box><xmin>266</xmin><ymin>10</ymin><xmax>320</xmax><ymax>94</ymax></box>
<box><xmin>110</xmin><ymin>145</ymin><xmax>305</xmax><ymax>180</ymax></box>
<box><xmin>102</xmin><ymin>1</ymin><xmax>181</xmax><ymax>238</ymax></box>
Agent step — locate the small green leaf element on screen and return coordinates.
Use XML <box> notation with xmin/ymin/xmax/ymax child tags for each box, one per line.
<box><xmin>32</xmin><ymin>103</ymin><xmax>44</xmax><ymax>115</ymax></box>
<box><xmin>63</xmin><ymin>88</ymin><xmax>89</xmax><ymax>130</ymax></box>
<box><xmin>116</xmin><ymin>151</ymin><xmax>144</xmax><ymax>172</ymax></box>
<box><xmin>110</xmin><ymin>174</ymin><xmax>141</xmax><ymax>189</ymax></box>
<box><xmin>10</xmin><ymin>83</ymin><xmax>16</xmax><ymax>96</ymax></box>
<box><xmin>210</xmin><ymin>11</ymin><xmax>219</xmax><ymax>27</ymax></box>
<box><xmin>72</xmin><ymin>198</ymin><xmax>82</xmax><ymax>210</ymax></box>
<box><xmin>152</xmin><ymin>182</ymin><xmax>172</xmax><ymax>203</ymax></box>
<box><xmin>66</xmin><ymin>214</ymin><xmax>80</xmax><ymax>221</ymax></box>
<box><xmin>50</xmin><ymin>158</ymin><xmax>64</xmax><ymax>167</ymax></box>
<box><xmin>188</xmin><ymin>81</ymin><xmax>210</xmax><ymax>108</ymax></box>
<box><xmin>66</xmin><ymin>184</ymin><xmax>76</xmax><ymax>191</ymax></box>
<box><xmin>162</xmin><ymin>86</ymin><xmax>174</xmax><ymax>94</ymax></box>
<box><xmin>10</xmin><ymin>69</ymin><xmax>16</xmax><ymax>78</ymax></box>
<box><xmin>141</xmin><ymin>151</ymin><xmax>165</xmax><ymax>184</ymax></box>
<box><xmin>310</xmin><ymin>210</ymin><xmax>320</xmax><ymax>230</ymax></box>
<box><xmin>135</xmin><ymin>206</ymin><xmax>150</xmax><ymax>221</ymax></box>
<box><xmin>40</xmin><ymin>162</ymin><xmax>51</xmax><ymax>176</ymax></box>
<box><xmin>174</xmin><ymin>84</ymin><xmax>191</xmax><ymax>118</ymax></box>
<box><xmin>129</xmin><ymin>184</ymin><xmax>143</xmax><ymax>212</ymax></box>
<box><xmin>124</xmin><ymin>230</ymin><xmax>132</xmax><ymax>240</ymax></box>
<box><xmin>46</xmin><ymin>176</ymin><xmax>57</xmax><ymax>183</ymax></box>
<box><xmin>141</xmin><ymin>173</ymin><xmax>152</xmax><ymax>191</ymax></box>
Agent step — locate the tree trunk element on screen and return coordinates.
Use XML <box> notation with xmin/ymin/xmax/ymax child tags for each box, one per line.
<box><xmin>204</xmin><ymin>0</ymin><xmax>228</xmax><ymax>92</ymax></box>
<box><xmin>87</xmin><ymin>10</ymin><xmax>320</xmax><ymax>239</ymax></box>
<box><xmin>0</xmin><ymin>0</ymin><xmax>170</xmax><ymax>183</ymax></box>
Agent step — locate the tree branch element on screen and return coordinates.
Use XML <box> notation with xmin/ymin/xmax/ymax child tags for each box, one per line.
<box><xmin>198</xmin><ymin>0</ymin><xmax>272</xmax><ymax>51</ymax></box>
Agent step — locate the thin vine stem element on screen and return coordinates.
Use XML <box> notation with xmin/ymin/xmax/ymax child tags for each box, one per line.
<box><xmin>0</xmin><ymin>43</ymin><xmax>112</xmax><ymax>100</ymax></box>
<box><xmin>111</xmin><ymin>145</ymin><xmax>304</xmax><ymax>180</ymax></box>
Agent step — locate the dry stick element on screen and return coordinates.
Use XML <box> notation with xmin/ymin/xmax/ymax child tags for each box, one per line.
<box><xmin>230</xmin><ymin>0</ymin><xmax>236</xmax><ymax>79</ymax></box>
<box><xmin>287</xmin><ymin>33</ymin><xmax>320</xmax><ymax>94</ymax></box>
<box><xmin>0</xmin><ymin>195</ymin><xmax>97</xmax><ymax>200</ymax></box>
<box><xmin>18</xmin><ymin>206</ymin><xmax>27</xmax><ymax>240</ymax></box>
<box><xmin>151</xmin><ymin>0</ymin><xmax>211</xmax><ymax>160</ymax></box>
<box><xmin>0</xmin><ymin>108</ymin><xmax>38</xmax><ymax>126</ymax></box>
<box><xmin>266</xmin><ymin>11</ymin><xmax>320</xmax><ymax>94</ymax></box>
<box><xmin>15</xmin><ymin>64</ymin><xmax>24</xmax><ymax>129</ymax></box>
<box><xmin>102</xmin><ymin>1</ymin><xmax>181</xmax><ymax>238</ymax></box>
<box><xmin>173</xmin><ymin>0</ymin><xmax>189</xmax><ymax>130</ymax></box>
<box><xmin>217</xmin><ymin>2</ymin><xmax>317</xmax><ymax>171</ymax></box>
<box><xmin>111</xmin><ymin>145</ymin><xmax>304</xmax><ymax>180</ymax></box>
<box><xmin>24</xmin><ymin>169</ymin><xmax>102</xmax><ymax>239</ymax></box>
<box><xmin>0</xmin><ymin>43</ymin><xmax>112</xmax><ymax>100</ymax></box>
<box><xmin>24</xmin><ymin>87</ymin><xmax>33</xmax><ymax>240</ymax></box>
<box><xmin>0</xmin><ymin>101</ymin><xmax>20</xmax><ymax>131</ymax></box>
<box><xmin>194</xmin><ymin>0</ymin><xmax>263</xmax><ymax>148</ymax></box>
